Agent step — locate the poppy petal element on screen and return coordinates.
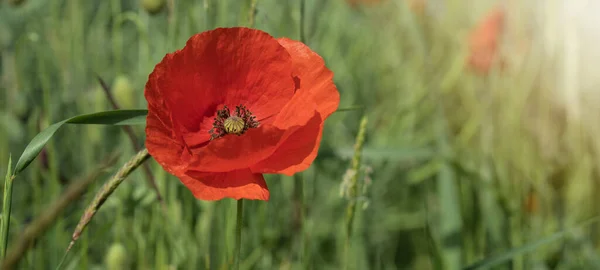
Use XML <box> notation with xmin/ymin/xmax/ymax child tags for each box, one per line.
<box><xmin>150</xmin><ymin>27</ymin><xmax>296</xmax><ymax>148</ymax></box>
<box><xmin>250</xmin><ymin>113</ymin><xmax>323</xmax><ymax>176</ymax></box>
<box><xmin>277</xmin><ymin>38</ymin><xmax>340</xmax><ymax>119</ymax></box>
<box><xmin>187</xmin><ymin>125</ymin><xmax>289</xmax><ymax>172</ymax></box>
<box><xmin>145</xmin><ymin>110</ymin><xmax>189</xmax><ymax>175</ymax></box>
<box><xmin>180</xmin><ymin>169</ymin><xmax>269</xmax><ymax>201</ymax></box>
<box><xmin>247</xmin><ymin>51</ymin><xmax>331</xmax><ymax>175</ymax></box>
<box><xmin>145</xmin><ymin>55</ymin><xmax>190</xmax><ymax>175</ymax></box>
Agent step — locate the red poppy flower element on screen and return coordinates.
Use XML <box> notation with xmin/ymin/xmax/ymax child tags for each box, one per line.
<box><xmin>144</xmin><ymin>27</ymin><xmax>340</xmax><ymax>201</ymax></box>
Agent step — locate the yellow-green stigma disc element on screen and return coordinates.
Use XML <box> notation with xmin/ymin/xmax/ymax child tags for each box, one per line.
<box><xmin>223</xmin><ymin>116</ymin><xmax>245</xmax><ymax>134</ymax></box>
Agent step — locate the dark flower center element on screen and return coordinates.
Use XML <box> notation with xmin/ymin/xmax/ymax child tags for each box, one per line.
<box><xmin>209</xmin><ymin>105</ymin><xmax>259</xmax><ymax>140</ymax></box>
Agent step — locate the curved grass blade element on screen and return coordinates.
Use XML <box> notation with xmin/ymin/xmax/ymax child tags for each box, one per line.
<box><xmin>13</xmin><ymin>110</ymin><xmax>148</xmax><ymax>175</ymax></box>
<box><xmin>0</xmin><ymin>155</ymin><xmax>14</xmax><ymax>260</ymax></box>
<box><xmin>463</xmin><ymin>216</ymin><xmax>600</xmax><ymax>270</ymax></box>
<box><xmin>335</xmin><ymin>105</ymin><xmax>364</xmax><ymax>113</ymax></box>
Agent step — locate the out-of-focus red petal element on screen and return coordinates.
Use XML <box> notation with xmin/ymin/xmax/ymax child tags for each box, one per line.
<box><xmin>277</xmin><ymin>38</ymin><xmax>340</xmax><ymax>119</ymax></box>
<box><xmin>151</xmin><ymin>27</ymin><xmax>296</xmax><ymax>148</ymax></box>
<box><xmin>467</xmin><ymin>6</ymin><xmax>505</xmax><ymax>74</ymax></box>
<box><xmin>179</xmin><ymin>169</ymin><xmax>269</xmax><ymax>201</ymax></box>
<box><xmin>251</xmin><ymin>113</ymin><xmax>323</xmax><ymax>176</ymax></box>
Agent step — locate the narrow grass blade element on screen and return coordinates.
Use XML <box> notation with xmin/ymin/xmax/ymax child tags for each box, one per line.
<box><xmin>13</xmin><ymin>109</ymin><xmax>148</xmax><ymax>175</ymax></box>
<box><xmin>0</xmin><ymin>155</ymin><xmax>14</xmax><ymax>260</ymax></box>
<box><xmin>334</xmin><ymin>147</ymin><xmax>436</xmax><ymax>162</ymax></box>
<box><xmin>436</xmin><ymin>110</ymin><xmax>462</xmax><ymax>269</ymax></box>
<box><xmin>66</xmin><ymin>149</ymin><xmax>150</xmax><ymax>254</ymax></box>
<box><xmin>0</xmin><ymin>152</ymin><xmax>120</xmax><ymax>270</ymax></box>
<box><xmin>335</xmin><ymin>105</ymin><xmax>365</xmax><ymax>113</ymax></box>
<box><xmin>463</xmin><ymin>216</ymin><xmax>600</xmax><ymax>270</ymax></box>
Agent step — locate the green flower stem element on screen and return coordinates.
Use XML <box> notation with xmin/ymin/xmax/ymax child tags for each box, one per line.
<box><xmin>234</xmin><ymin>199</ymin><xmax>244</xmax><ymax>270</ymax></box>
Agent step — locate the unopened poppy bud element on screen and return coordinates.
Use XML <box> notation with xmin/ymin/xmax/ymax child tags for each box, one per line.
<box><xmin>105</xmin><ymin>242</ymin><xmax>128</xmax><ymax>270</ymax></box>
<box><xmin>12</xmin><ymin>95</ymin><xmax>28</xmax><ymax>119</ymax></box>
<box><xmin>7</xmin><ymin>0</ymin><xmax>25</xmax><ymax>7</ymax></box>
<box><xmin>82</xmin><ymin>86</ymin><xmax>107</xmax><ymax>144</ymax></box>
<box><xmin>141</xmin><ymin>0</ymin><xmax>166</xmax><ymax>15</ymax></box>
<box><xmin>0</xmin><ymin>22</ymin><xmax>12</xmax><ymax>49</ymax></box>
<box><xmin>90</xmin><ymin>85</ymin><xmax>108</xmax><ymax>112</ymax></box>
<box><xmin>112</xmin><ymin>75</ymin><xmax>136</xmax><ymax>108</ymax></box>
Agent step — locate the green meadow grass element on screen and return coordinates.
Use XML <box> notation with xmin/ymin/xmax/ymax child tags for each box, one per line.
<box><xmin>1</xmin><ymin>0</ymin><xmax>600</xmax><ymax>269</ymax></box>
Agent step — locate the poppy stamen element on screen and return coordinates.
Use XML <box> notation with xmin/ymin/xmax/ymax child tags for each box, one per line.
<box><xmin>209</xmin><ymin>105</ymin><xmax>259</xmax><ymax>140</ymax></box>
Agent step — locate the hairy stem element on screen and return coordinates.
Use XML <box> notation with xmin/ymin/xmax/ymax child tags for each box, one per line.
<box><xmin>66</xmin><ymin>148</ymin><xmax>150</xmax><ymax>253</ymax></box>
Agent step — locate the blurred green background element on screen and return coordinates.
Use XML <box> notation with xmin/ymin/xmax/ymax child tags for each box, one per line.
<box><xmin>2</xmin><ymin>0</ymin><xmax>600</xmax><ymax>269</ymax></box>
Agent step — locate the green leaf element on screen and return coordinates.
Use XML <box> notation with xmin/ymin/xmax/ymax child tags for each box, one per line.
<box><xmin>13</xmin><ymin>110</ymin><xmax>148</xmax><ymax>175</ymax></box>
<box><xmin>462</xmin><ymin>216</ymin><xmax>600</xmax><ymax>270</ymax></box>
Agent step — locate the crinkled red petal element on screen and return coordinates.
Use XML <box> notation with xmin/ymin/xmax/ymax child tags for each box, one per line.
<box><xmin>180</xmin><ymin>169</ymin><xmax>269</xmax><ymax>201</ymax></box>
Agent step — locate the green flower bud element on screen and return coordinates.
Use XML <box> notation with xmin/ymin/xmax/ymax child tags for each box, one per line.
<box><xmin>112</xmin><ymin>75</ymin><xmax>136</xmax><ymax>109</ymax></box>
<box><xmin>0</xmin><ymin>21</ymin><xmax>12</xmax><ymax>49</ymax></box>
<box><xmin>12</xmin><ymin>94</ymin><xmax>28</xmax><ymax>119</ymax></box>
<box><xmin>7</xmin><ymin>0</ymin><xmax>25</xmax><ymax>7</ymax></box>
<box><xmin>141</xmin><ymin>0</ymin><xmax>166</xmax><ymax>15</ymax></box>
<box><xmin>105</xmin><ymin>242</ymin><xmax>128</xmax><ymax>270</ymax></box>
<box><xmin>90</xmin><ymin>85</ymin><xmax>108</xmax><ymax>112</ymax></box>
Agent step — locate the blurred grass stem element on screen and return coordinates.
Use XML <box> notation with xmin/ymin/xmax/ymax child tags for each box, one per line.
<box><xmin>95</xmin><ymin>75</ymin><xmax>165</xmax><ymax>209</ymax></box>
<box><xmin>1</xmin><ymin>152</ymin><xmax>120</xmax><ymax>270</ymax></box>
<box><xmin>335</xmin><ymin>105</ymin><xmax>365</xmax><ymax>113</ymax></box>
<box><xmin>248</xmin><ymin>0</ymin><xmax>258</xmax><ymax>28</ymax></box>
<box><xmin>300</xmin><ymin>0</ymin><xmax>306</xmax><ymax>43</ymax></box>
<box><xmin>344</xmin><ymin>115</ymin><xmax>368</xmax><ymax>269</ymax></box>
<box><xmin>294</xmin><ymin>0</ymin><xmax>308</xmax><ymax>266</ymax></box>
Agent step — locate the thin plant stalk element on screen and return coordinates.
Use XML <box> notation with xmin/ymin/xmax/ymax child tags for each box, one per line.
<box><xmin>0</xmin><ymin>156</ymin><xmax>14</xmax><ymax>260</ymax></box>
<box><xmin>343</xmin><ymin>115</ymin><xmax>368</xmax><ymax>269</ymax></box>
<box><xmin>95</xmin><ymin>75</ymin><xmax>164</xmax><ymax>208</ymax></box>
<box><xmin>233</xmin><ymin>199</ymin><xmax>244</xmax><ymax>270</ymax></box>
<box><xmin>300</xmin><ymin>0</ymin><xmax>306</xmax><ymax>44</ymax></box>
<box><xmin>294</xmin><ymin>0</ymin><xmax>308</xmax><ymax>266</ymax></box>
<box><xmin>1</xmin><ymin>152</ymin><xmax>119</xmax><ymax>270</ymax></box>
<box><xmin>66</xmin><ymin>148</ymin><xmax>150</xmax><ymax>254</ymax></box>
<box><xmin>247</xmin><ymin>0</ymin><xmax>258</xmax><ymax>28</ymax></box>
<box><xmin>293</xmin><ymin>174</ymin><xmax>306</xmax><ymax>259</ymax></box>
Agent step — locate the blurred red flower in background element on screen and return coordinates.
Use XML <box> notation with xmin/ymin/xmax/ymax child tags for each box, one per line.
<box><xmin>467</xmin><ymin>6</ymin><xmax>505</xmax><ymax>74</ymax></box>
<box><xmin>144</xmin><ymin>27</ymin><xmax>340</xmax><ymax>201</ymax></box>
